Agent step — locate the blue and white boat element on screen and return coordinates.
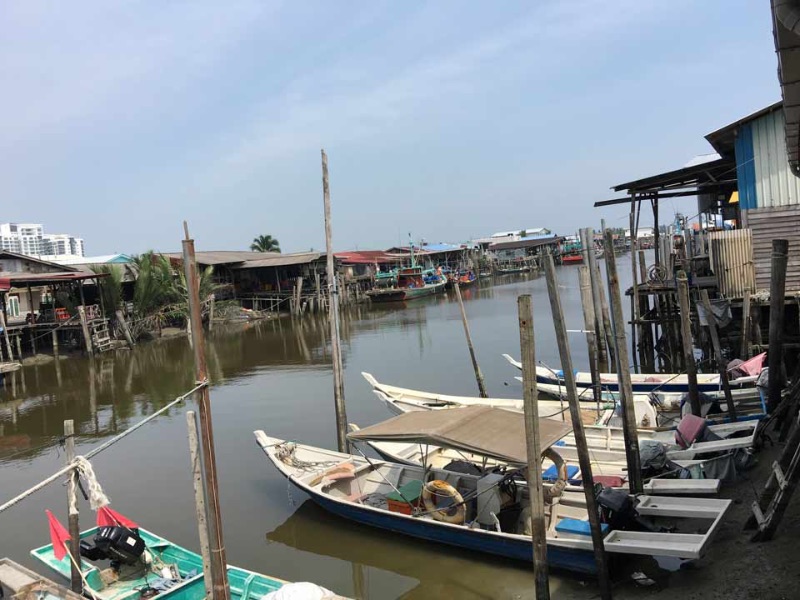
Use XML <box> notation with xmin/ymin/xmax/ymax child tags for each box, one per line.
<box><xmin>254</xmin><ymin>406</ymin><xmax>731</xmax><ymax>577</ymax></box>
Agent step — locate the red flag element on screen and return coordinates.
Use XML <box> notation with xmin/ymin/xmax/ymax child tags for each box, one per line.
<box><xmin>97</xmin><ymin>506</ymin><xmax>138</xmax><ymax>529</ymax></box>
<box><xmin>46</xmin><ymin>510</ymin><xmax>70</xmax><ymax>561</ymax></box>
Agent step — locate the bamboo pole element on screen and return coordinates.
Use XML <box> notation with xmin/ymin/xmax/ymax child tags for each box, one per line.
<box><xmin>516</xmin><ymin>294</ymin><xmax>550</xmax><ymax>600</ymax></box>
<box><xmin>454</xmin><ymin>282</ymin><xmax>488</xmax><ymax>398</ymax></box>
<box><xmin>543</xmin><ymin>256</ymin><xmax>611</xmax><ymax>599</ymax></box>
<box><xmin>182</xmin><ymin>222</ymin><xmax>231</xmax><ymax>600</ymax></box>
<box><xmin>186</xmin><ymin>411</ymin><xmax>213</xmax><ymax>600</ymax></box>
<box><xmin>64</xmin><ymin>420</ymin><xmax>81</xmax><ymax>594</ymax></box>
<box><xmin>768</xmin><ymin>239</ymin><xmax>789</xmax><ymax>412</ymax></box>
<box><xmin>322</xmin><ymin>149</ymin><xmax>348</xmax><ymax>453</ymax></box>
<box><xmin>700</xmin><ymin>290</ymin><xmax>736</xmax><ymax>422</ymax></box>
<box><xmin>676</xmin><ymin>271</ymin><xmax>701</xmax><ymax>416</ymax></box>
<box><xmin>602</xmin><ymin>229</ymin><xmax>643</xmax><ymax>494</ymax></box>
<box><xmin>740</xmin><ymin>290</ymin><xmax>751</xmax><ymax>359</ymax></box>
<box><xmin>578</xmin><ymin>266</ymin><xmax>601</xmax><ymax>409</ymax></box>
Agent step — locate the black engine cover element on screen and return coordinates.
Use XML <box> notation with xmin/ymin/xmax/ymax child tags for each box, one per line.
<box><xmin>93</xmin><ymin>526</ymin><xmax>145</xmax><ymax>565</ymax></box>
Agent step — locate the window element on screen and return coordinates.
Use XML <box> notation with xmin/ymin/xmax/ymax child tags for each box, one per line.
<box><xmin>7</xmin><ymin>295</ymin><xmax>20</xmax><ymax>318</ymax></box>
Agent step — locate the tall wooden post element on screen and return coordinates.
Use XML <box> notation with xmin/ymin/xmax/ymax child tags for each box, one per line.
<box><xmin>454</xmin><ymin>283</ymin><xmax>488</xmax><ymax>397</ymax></box>
<box><xmin>182</xmin><ymin>223</ymin><xmax>231</xmax><ymax>600</ymax></box>
<box><xmin>78</xmin><ymin>305</ymin><xmax>93</xmax><ymax>355</ymax></box>
<box><xmin>629</xmin><ymin>207</ymin><xmax>640</xmax><ymax>374</ymax></box>
<box><xmin>595</xmin><ymin>263</ymin><xmax>616</xmax><ymax>371</ymax></box>
<box><xmin>208</xmin><ymin>294</ymin><xmax>216</xmax><ymax>331</ymax></box>
<box><xmin>516</xmin><ymin>295</ymin><xmax>550</xmax><ymax>600</ymax></box>
<box><xmin>186</xmin><ymin>411</ymin><xmax>213</xmax><ymax>600</ymax></box>
<box><xmin>638</xmin><ymin>249</ymin><xmax>653</xmax><ymax>372</ymax></box>
<box><xmin>768</xmin><ymin>240</ymin><xmax>789</xmax><ymax>412</ymax></box>
<box><xmin>544</xmin><ymin>256</ymin><xmax>611</xmax><ymax>599</ymax></box>
<box><xmin>583</xmin><ymin>228</ymin><xmax>609</xmax><ymax>367</ymax></box>
<box><xmin>700</xmin><ymin>290</ymin><xmax>737</xmax><ymax>422</ymax></box>
<box><xmin>676</xmin><ymin>271</ymin><xmax>701</xmax><ymax>416</ymax></box>
<box><xmin>740</xmin><ymin>290</ymin><xmax>751</xmax><ymax>359</ymax></box>
<box><xmin>578</xmin><ymin>266</ymin><xmax>601</xmax><ymax>408</ymax></box>
<box><xmin>115</xmin><ymin>310</ymin><xmax>135</xmax><ymax>349</ymax></box>
<box><xmin>64</xmin><ymin>420</ymin><xmax>81</xmax><ymax>593</ymax></box>
<box><xmin>322</xmin><ymin>149</ymin><xmax>348</xmax><ymax>452</ymax></box>
<box><xmin>603</xmin><ymin>230</ymin><xmax>643</xmax><ymax>494</ymax></box>
<box><xmin>0</xmin><ymin>308</ymin><xmax>13</xmax><ymax>361</ymax></box>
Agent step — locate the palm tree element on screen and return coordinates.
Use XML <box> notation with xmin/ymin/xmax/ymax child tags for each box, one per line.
<box><xmin>250</xmin><ymin>234</ymin><xmax>281</xmax><ymax>253</ymax></box>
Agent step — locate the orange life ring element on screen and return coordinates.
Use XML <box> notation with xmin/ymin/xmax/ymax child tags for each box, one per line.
<box><xmin>422</xmin><ymin>480</ymin><xmax>466</xmax><ymax>524</ymax></box>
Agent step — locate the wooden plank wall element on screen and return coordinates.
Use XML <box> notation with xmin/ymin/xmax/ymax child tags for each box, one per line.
<box><xmin>743</xmin><ymin>206</ymin><xmax>800</xmax><ymax>292</ymax></box>
<box><xmin>708</xmin><ymin>229</ymin><xmax>756</xmax><ymax>297</ymax></box>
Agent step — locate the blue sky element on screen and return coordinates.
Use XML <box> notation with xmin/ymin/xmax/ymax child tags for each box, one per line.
<box><xmin>0</xmin><ymin>1</ymin><xmax>780</xmax><ymax>254</ymax></box>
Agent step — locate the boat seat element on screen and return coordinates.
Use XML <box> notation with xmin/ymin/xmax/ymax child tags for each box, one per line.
<box><xmin>555</xmin><ymin>518</ymin><xmax>609</xmax><ymax>538</ymax></box>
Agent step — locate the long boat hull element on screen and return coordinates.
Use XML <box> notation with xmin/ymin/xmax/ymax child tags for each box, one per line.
<box><xmin>502</xmin><ymin>354</ymin><xmax>759</xmax><ymax>394</ymax></box>
<box><xmin>367</xmin><ymin>281</ymin><xmax>446</xmax><ymax>303</ymax></box>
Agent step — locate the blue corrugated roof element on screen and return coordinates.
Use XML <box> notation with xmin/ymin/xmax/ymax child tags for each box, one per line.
<box><xmin>419</xmin><ymin>243</ymin><xmax>463</xmax><ymax>252</ymax></box>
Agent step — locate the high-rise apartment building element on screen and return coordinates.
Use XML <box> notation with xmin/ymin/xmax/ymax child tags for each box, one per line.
<box><xmin>0</xmin><ymin>223</ymin><xmax>85</xmax><ymax>258</ymax></box>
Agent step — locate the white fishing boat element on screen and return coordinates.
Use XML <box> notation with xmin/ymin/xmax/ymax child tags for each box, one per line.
<box><xmin>254</xmin><ymin>407</ymin><xmax>732</xmax><ymax>576</ymax></box>
<box><xmin>502</xmin><ymin>354</ymin><xmax>761</xmax><ymax>394</ymax></box>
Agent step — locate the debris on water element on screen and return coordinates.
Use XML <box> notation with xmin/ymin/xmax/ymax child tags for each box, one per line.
<box><xmin>631</xmin><ymin>571</ymin><xmax>657</xmax><ymax>586</ymax></box>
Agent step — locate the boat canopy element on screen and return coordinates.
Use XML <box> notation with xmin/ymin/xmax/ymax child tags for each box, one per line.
<box><xmin>347</xmin><ymin>405</ymin><xmax>572</xmax><ymax>465</ymax></box>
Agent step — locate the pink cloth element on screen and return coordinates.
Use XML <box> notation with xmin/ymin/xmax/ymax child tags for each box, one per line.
<box><xmin>736</xmin><ymin>352</ymin><xmax>766</xmax><ymax>377</ymax></box>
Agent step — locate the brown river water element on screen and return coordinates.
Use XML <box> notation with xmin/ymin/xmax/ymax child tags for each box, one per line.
<box><xmin>0</xmin><ymin>256</ymin><xmax>642</xmax><ymax>599</ymax></box>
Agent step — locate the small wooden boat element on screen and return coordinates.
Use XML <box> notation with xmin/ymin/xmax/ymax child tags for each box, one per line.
<box><xmin>32</xmin><ymin>526</ymin><xmax>288</xmax><ymax>600</ymax></box>
<box><xmin>560</xmin><ymin>254</ymin><xmax>583</xmax><ymax>265</ymax></box>
<box><xmin>1</xmin><ymin>558</ymin><xmax>84</xmax><ymax>600</ymax></box>
<box><xmin>255</xmin><ymin>410</ymin><xmax>731</xmax><ymax>575</ymax></box>
<box><xmin>367</xmin><ymin>266</ymin><xmax>446</xmax><ymax>303</ymax></box>
<box><xmin>495</xmin><ymin>264</ymin><xmax>528</xmax><ymax>275</ymax></box>
<box><xmin>454</xmin><ymin>270</ymin><xmax>477</xmax><ymax>287</ymax></box>
<box><xmin>503</xmin><ymin>354</ymin><xmax>760</xmax><ymax>394</ymax></box>
<box><xmin>479</xmin><ymin>270</ymin><xmax>492</xmax><ymax>279</ymax></box>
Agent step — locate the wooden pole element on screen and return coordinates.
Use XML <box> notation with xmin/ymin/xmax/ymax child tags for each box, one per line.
<box><xmin>583</xmin><ymin>228</ymin><xmax>608</xmax><ymax>367</ymax></box>
<box><xmin>595</xmin><ymin>263</ymin><xmax>616</xmax><ymax>371</ymax></box>
<box><xmin>516</xmin><ymin>294</ymin><xmax>550</xmax><ymax>600</ymax></box>
<box><xmin>676</xmin><ymin>271</ymin><xmax>701</xmax><ymax>416</ymax></box>
<box><xmin>602</xmin><ymin>230</ymin><xmax>643</xmax><ymax>494</ymax></box>
<box><xmin>629</xmin><ymin>205</ymin><xmax>640</xmax><ymax>374</ymax></box>
<box><xmin>64</xmin><ymin>420</ymin><xmax>81</xmax><ymax>594</ymax></box>
<box><xmin>208</xmin><ymin>294</ymin><xmax>215</xmax><ymax>331</ymax></box>
<box><xmin>51</xmin><ymin>328</ymin><xmax>59</xmax><ymax>356</ymax></box>
<box><xmin>638</xmin><ymin>249</ymin><xmax>653</xmax><ymax>372</ymax></box>
<box><xmin>182</xmin><ymin>222</ymin><xmax>231</xmax><ymax>600</ymax></box>
<box><xmin>454</xmin><ymin>282</ymin><xmax>488</xmax><ymax>398</ymax></box>
<box><xmin>578</xmin><ymin>266</ymin><xmax>601</xmax><ymax>409</ymax></box>
<box><xmin>115</xmin><ymin>310</ymin><xmax>135</xmax><ymax>349</ymax></box>
<box><xmin>186</xmin><ymin>410</ymin><xmax>213</xmax><ymax>600</ymax></box>
<box><xmin>652</xmin><ymin>196</ymin><xmax>660</xmax><ymax>267</ymax></box>
<box><xmin>322</xmin><ymin>149</ymin><xmax>348</xmax><ymax>453</ymax></box>
<box><xmin>543</xmin><ymin>256</ymin><xmax>611</xmax><ymax>599</ymax></box>
<box><xmin>700</xmin><ymin>290</ymin><xmax>737</xmax><ymax>422</ymax></box>
<box><xmin>768</xmin><ymin>239</ymin><xmax>789</xmax><ymax>413</ymax></box>
<box><xmin>78</xmin><ymin>305</ymin><xmax>93</xmax><ymax>355</ymax></box>
<box><xmin>740</xmin><ymin>290</ymin><xmax>751</xmax><ymax>359</ymax></box>
<box><xmin>0</xmin><ymin>308</ymin><xmax>14</xmax><ymax>361</ymax></box>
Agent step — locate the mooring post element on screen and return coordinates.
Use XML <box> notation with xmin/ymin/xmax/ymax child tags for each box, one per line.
<box><xmin>676</xmin><ymin>271</ymin><xmax>701</xmax><ymax>416</ymax></box>
<box><xmin>595</xmin><ymin>263</ymin><xmax>616</xmax><ymax>372</ymax></box>
<box><xmin>64</xmin><ymin>419</ymin><xmax>82</xmax><ymax>594</ymax></box>
<box><xmin>78</xmin><ymin>305</ymin><xmax>93</xmax><ymax>355</ymax></box>
<box><xmin>603</xmin><ymin>230</ymin><xmax>643</xmax><ymax>494</ymax></box>
<box><xmin>186</xmin><ymin>410</ymin><xmax>213</xmax><ymax>600</ymax></box>
<box><xmin>768</xmin><ymin>239</ymin><xmax>789</xmax><ymax>412</ymax></box>
<box><xmin>544</xmin><ymin>256</ymin><xmax>612</xmax><ymax>599</ymax></box>
<box><xmin>700</xmin><ymin>290</ymin><xmax>736</xmax><ymax>422</ymax></box>
<box><xmin>578</xmin><ymin>266</ymin><xmax>602</xmax><ymax>410</ymax></box>
<box><xmin>516</xmin><ymin>294</ymin><xmax>550</xmax><ymax>600</ymax></box>
<box><xmin>629</xmin><ymin>211</ymin><xmax>640</xmax><ymax>374</ymax></box>
<box><xmin>182</xmin><ymin>222</ymin><xmax>231</xmax><ymax>600</ymax></box>
<box><xmin>208</xmin><ymin>294</ymin><xmax>215</xmax><ymax>331</ymax></box>
<box><xmin>321</xmin><ymin>149</ymin><xmax>348</xmax><ymax>453</ymax></box>
<box><xmin>637</xmin><ymin>249</ymin><xmax>653</xmax><ymax>371</ymax></box>
<box><xmin>454</xmin><ymin>283</ymin><xmax>488</xmax><ymax>398</ymax></box>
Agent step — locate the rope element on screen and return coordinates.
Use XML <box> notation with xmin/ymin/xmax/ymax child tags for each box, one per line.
<box><xmin>74</xmin><ymin>456</ymin><xmax>110</xmax><ymax>510</ymax></box>
<box><xmin>0</xmin><ymin>381</ymin><xmax>206</xmax><ymax>514</ymax></box>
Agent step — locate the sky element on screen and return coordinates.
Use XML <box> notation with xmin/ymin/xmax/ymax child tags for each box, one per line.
<box><xmin>0</xmin><ymin>1</ymin><xmax>781</xmax><ymax>255</ymax></box>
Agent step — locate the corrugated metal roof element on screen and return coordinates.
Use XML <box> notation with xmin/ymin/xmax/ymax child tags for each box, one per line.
<box><xmin>336</xmin><ymin>250</ymin><xmax>402</xmax><ymax>265</ymax></box>
<box><xmin>51</xmin><ymin>254</ymin><xmax>132</xmax><ymax>265</ymax></box>
<box><xmin>230</xmin><ymin>252</ymin><xmax>326</xmax><ymax>269</ymax></box>
<box><xmin>751</xmin><ymin>108</ymin><xmax>800</xmax><ymax>209</ymax></box>
<box><xmin>0</xmin><ymin>251</ymin><xmax>80</xmax><ymax>272</ymax></box>
<box><xmin>489</xmin><ymin>236</ymin><xmax>563</xmax><ymax>251</ymax></box>
<box><xmin>161</xmin><ymin>251</ymin><xmax>282</xmax><ymax>266</ymax></box>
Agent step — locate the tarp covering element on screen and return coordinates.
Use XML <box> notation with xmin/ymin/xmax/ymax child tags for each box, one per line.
<box><xmin>347</xmin><ymin>405</ymin><xmax>572</xmax><ymax>465</ymax></box>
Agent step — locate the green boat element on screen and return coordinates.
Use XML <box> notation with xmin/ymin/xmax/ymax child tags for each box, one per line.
<box><xmin>366</xmin><ymin>266</ymin><xmax>445</xmax><ymax>303</ymax></box>
<box><xmin>31</xmin><ymin>527</ymin><xmax>285</xmax><ymax>600</ymax></box>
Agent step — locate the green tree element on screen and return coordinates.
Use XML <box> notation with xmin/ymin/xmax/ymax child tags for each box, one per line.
<box><xmin>250</xmin><ymin>234</ymin><xmax>281</xmax><ymax>253</ymax></box>
<box><xmin>92</xmin><ymin>264</ymin><xmax>124</xmax><ymax>318</ymax></box>
<box><xmin>132</xmin><ymin>251</ymin><xmax>179</xmax><ymax>318</ymax></box>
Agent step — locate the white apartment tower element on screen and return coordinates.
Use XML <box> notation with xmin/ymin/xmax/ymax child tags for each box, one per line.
<box><xmin>0</xmin><ymin>223</ymin><xmax>85</xmax><ymax>258</ymax></box>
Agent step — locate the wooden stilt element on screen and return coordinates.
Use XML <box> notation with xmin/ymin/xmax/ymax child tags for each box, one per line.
<box><xmin>583</xmin><ymin>228</ymin><xmax>609</xmax><ymax>368</ymax></box>
<box><xmin>516</xmin><ymin>294</ymin><xmax>550</xmax><ymax>600</ymax></box>
<box><xmin>676</xmin><ymin>271</ymin><xmax>701</xmax><ymax>416</ymax></box>
<box><xmin>602</xmin><ymin>230</ymin><xmax>643</xmax><ymax>494</ymax></box>
<box><xmin>0</xmin><ymin>308</ymin><xmax>13</xmax><ymax>361</ymax></box>
<box><xmin>78</xmin><ymin>306</ymin><xmax>93</xmax><ymax>355</ymax></box>
<box><xmin>544</xmin><ymin>256</ymin><xmax>611</xmax><ymax>600</ymax></box>
<box><xmin>741</xmin><ymin>290</ymin><xmax>752</xmax><ymax>359</ymax></box>
<box><xmin>595</xmin><ymin>263</ymin><xmax>616</xmax><ymax>371</ymax></box>
<box><xmin>578</xmin><ymin>266</ymin><xmax>601</xmax><ymax>409</ymax></box>
<box><xmin>768</xmin><ymin>240</ymin><xmax>789</xmax><ymax>412</ymax></box>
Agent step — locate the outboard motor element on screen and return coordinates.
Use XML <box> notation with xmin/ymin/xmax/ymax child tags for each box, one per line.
<box><xmin>80</xmin><ymin>526</ymin><xmax>145</xmax><ymax>566</ymax></box>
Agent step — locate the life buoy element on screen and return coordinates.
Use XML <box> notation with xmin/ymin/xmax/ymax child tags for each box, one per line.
<box><xmin>422</xmin><ymin>480</ymin><xmax>467</xmax><ymax>524</ymax></box>
<box><xmin>542</xmin><ymin>448</ymin><xmax>567</xmax><ymax>502</ymax></box>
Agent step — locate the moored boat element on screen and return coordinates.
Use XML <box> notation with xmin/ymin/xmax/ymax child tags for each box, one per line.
<box><xmin>366</xmin><ymin>266</ymin><xmax>446</xmax><ymax>303</ymax></box>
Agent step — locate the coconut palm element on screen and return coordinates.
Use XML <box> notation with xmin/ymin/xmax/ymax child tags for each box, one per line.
<box><xmin>92</xmin><ymin>264</ymin><xmax>124</xmax><ymax>318</ymax></box>
<box><xmin>250</xmin><ymin>234</ymin><xmax>281</xmax><ymax>253</ymax></box>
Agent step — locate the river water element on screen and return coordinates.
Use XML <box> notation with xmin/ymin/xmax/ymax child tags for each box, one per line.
<box><xmin>0</xmin><ymin>256</ymin><xmax>642</xmax><ymax>599</ymax></box>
